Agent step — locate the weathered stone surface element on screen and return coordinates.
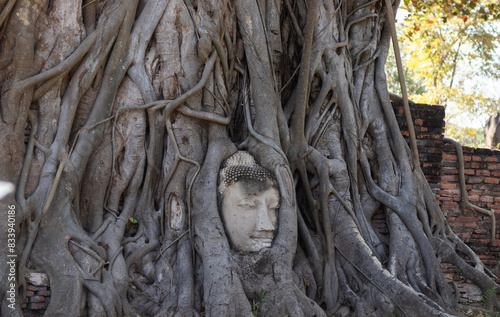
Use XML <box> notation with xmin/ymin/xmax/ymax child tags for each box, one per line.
<box><xmin>26</xmin><ymin>272</ymin><xmax>49</xmax><ymax>287</ymax></box>
<box><xmin>459</xmin><ymin>283</ymin><xmax>483</xmax><ymax>302</ymax></box>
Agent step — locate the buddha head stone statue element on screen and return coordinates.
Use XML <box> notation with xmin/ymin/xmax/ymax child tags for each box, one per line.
<box><xmin>218</xmin><ymin>151</ymin><xmax>280</xmax><ymax>252</ymax></box>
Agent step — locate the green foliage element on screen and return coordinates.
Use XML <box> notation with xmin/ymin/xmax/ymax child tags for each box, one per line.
<box><xmin>128</xmin><ymin>217</ymin><xmax>138</xmax><ymax>224</ymax></box>
<box><xmin>445</xmin><ymin>122</ymin><xmax>484</xmax><ymax>147</ymax></box>
<box><xmin>386</xmin><ymin>46</ymin><xmax>427</xmax><ymax>97</ymax></box>
<box><xmin>252</xmin><ymin>290</ymin><xmax>269</xmax><ymax>317</ymax></box>
<box><xmin>398</xmin><ymin>0</ymin><xmax>500</xmax><ymax>106</ymax></box>
<box><xmin>482</xmin><ymin>286</ymin><xmax>497</xmax><ymax>306</ymax></box>
<box><xmin>387</xmin><ymin>1</ymin><xmax>500</xmax><ymax>145</ymax></box>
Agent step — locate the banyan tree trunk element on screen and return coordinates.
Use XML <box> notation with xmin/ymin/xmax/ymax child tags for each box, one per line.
<box><xmin>0</xmin><ymin>0</ymin><xmax>498</xmax><ymax>316</ymax></box>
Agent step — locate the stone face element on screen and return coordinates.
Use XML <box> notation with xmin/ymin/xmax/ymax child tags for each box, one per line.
<box><xmin>221</xmin><ymin>181</ymin><xmax>279</xmax><ymax>252</ymax></box>
<box><xmin>25</xmin><ymin>272</ymin><xmax>49</xmax><ymax>287</ymax></box>
<box><xmin>219</xmin><ymin>151</ymin><xmax>280</xmax><ymax>253</ymax></box>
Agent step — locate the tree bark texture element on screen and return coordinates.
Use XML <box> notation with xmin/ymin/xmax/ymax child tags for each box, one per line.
<box><xmin>0</xmin><ymin>0</ymin><xmax>498</xmax><ymax>316</ymax></box>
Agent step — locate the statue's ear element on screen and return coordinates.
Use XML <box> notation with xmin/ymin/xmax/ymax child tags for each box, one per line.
<box><xmin>274</xmin><ymin>165</ymin><xmax>293</xmax><ymax>205</ymax></box>
<box><xmin>272</xmin><ymin>165</ymin><xmax>297</xmax><ymax>252</ymax></box>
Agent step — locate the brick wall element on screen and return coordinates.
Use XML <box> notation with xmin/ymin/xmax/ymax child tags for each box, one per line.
<box><xmin>392</xmin><ymin>102</ymin><xmax>445</xmax><ymax>193</ymax></box>
<box><xmin>23</xmin><ymin>273</ymin><xmax>50</xmax><ymax>316</ymax></box>
<box><xmin>439</xmin><ymin>145</ymin><xmax>500</xmax><ymax>284</ymax></box>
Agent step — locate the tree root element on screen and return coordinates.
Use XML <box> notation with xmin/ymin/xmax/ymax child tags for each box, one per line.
<box><xmin>443</xmin><ymin>137</ymin><xmax>496</xmax><ymax>242</ymax></box>
<box><xmin>435</xmin><ymin>235</ymin><xmax>500</xmax><ymax>310</ymax></box>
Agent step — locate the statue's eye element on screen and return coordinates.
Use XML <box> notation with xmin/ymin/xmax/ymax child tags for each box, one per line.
<box><xmin>238</xmin><ymin>203</ymin><xmax>256</xmax><ymax>209</ymax></box>
<box><xmin>268</xmin><ymin>202</ymin><xmax>279</xmax><ymax>210</ymax></box>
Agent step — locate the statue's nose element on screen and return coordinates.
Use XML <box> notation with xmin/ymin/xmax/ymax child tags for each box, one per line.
<box><xmin>256</xmin><ymin>205</ymin><xmax>275</xmax><ymax>232</ymax></box>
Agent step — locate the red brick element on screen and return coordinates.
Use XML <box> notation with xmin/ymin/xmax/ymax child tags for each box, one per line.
<box><xmin>29</xmin><ymin>295</ymin><xmax>45</xmax><ymax>303</ymax></box>
<box><xmin>441</xmin><ymin>175</ymin><xmax>457</xmax><ymax>182</ymax></box>
<box><xmin>480</xmin><ymin>197</ymin><xmax>494</xmax><ymax>203</ymax></box>
<box><xmin>485</xmin><ymin>206</ymin><xmax>497</xmax><ymax>212</ymax></box>
<box><xmin>492</xmin><ymin>171</ymin><xmax>500</xmax><ymax>177</ymax></box>
<box><xmin>468</xmin><ymin>196</ymin><xmax>479</xmax><ymax>202</ymax></box>
<box><xmin>472</xmin><ymin>156</ymin><xmax>482</xmax><ymax>161</ymax></box>
<box><xmin>441</xmin><ymin>191</ymin><xmax>460</xmax><ymax>197</ymax></box>
<box><xmin>484</xmin><ymin>178</ymin><xmax>500</xmax><ymax>184</ymax></box>
<box><xmin>488</xmin><ymin>163</ymin><xmax>500</xmax><ymax>170</ymax></box>
<box><xmin>427</xmin><ymin>148</ymin><xmax>442</xmax><ymax>154</ymax></box>
<box><xmin>29</xmin><ymin>302</ymin><xmax>48</xmax><ymax>310</ymax></box>
<box><xmin>476</xmin><ymin>170</ymin><xmax>491</xmax><ymax>176</ymax></box>
<box><xmin>464</xmin><ymin>155</ymin><xmax>472</xmax><ymax>162</ymax></box>
<box><xmin>461</xmin><ymin>229</ymin><xmax>472</xmax><ymax>237</ymax></box>
<box><xmin>474</xmin><ymin>234</ymin><xmax>490</xmax><ymax>239</ymax></box>
<box><xmin>464</xmin><ymin>169</ymin><xmax>475</xmax><ymax>175</ymax></box>
<box><xmin>478</xmin><ymin>239</ymin><xmax>493</xmax><ymax>246</ymax></box>
<box><xmin>25</xmin><ymin>290</ymin><xmax>35</xmax><ymax>297</ymax></box>
<box><xmin>468</xmin><ymin>176</ymin><xmax>485</xmax><ymax>184</ymax></box>
<box><xmin>454</xmin><ymin>227</ymin><xmax>468</xmax><ymax>233</ymax></box>
<box><xmin>443</xmin><ymin>154</ymin><xmax>457</xmax><ymax>161</ymax></box>
<box><xmin>443</xmin><ymin>168</ymin><xmax>459</xmax><ymax>175</ymax></box>
<box><xmin>38</xmin><ymin>290</ymin><xmax>51</xmax><ymax>296</ymax></box>
<box><xmin>415</xmin><ymin>118</ymin><xmax>424</xmax><ymax>125</ymax></box>
<box><xmin>482</xmin><ymin>255</ymin><xmax>496</xmax><ymax>261</ymax></box>
<box><xmin>485</xmin><ymin>156</ymin><xmax>499</xmax><ymax>162</ymax></box>
<box><xmin>474</xmin><ymin>228</ymin><xmax>488</xmax><ymax>234</ymax></box>
<box><xmin>457</xmin><ymin>217</ymin><xmax>479</xmax><ymax>222</ymax></box>
<box><xmin>441</xmin><ymin>184</ymin><xmax>457</xmax><ymax>189</ymax></box>
<box><xmin>491</xmin><ymin>240</ymin><xmax>500</xmax><ymax>247</ymax></box>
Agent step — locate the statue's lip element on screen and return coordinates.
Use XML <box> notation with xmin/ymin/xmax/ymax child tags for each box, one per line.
<box><xmin>250</xmin><ymin>234</ymin><xmax>273</xmax><ymax>242</ymax></box>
